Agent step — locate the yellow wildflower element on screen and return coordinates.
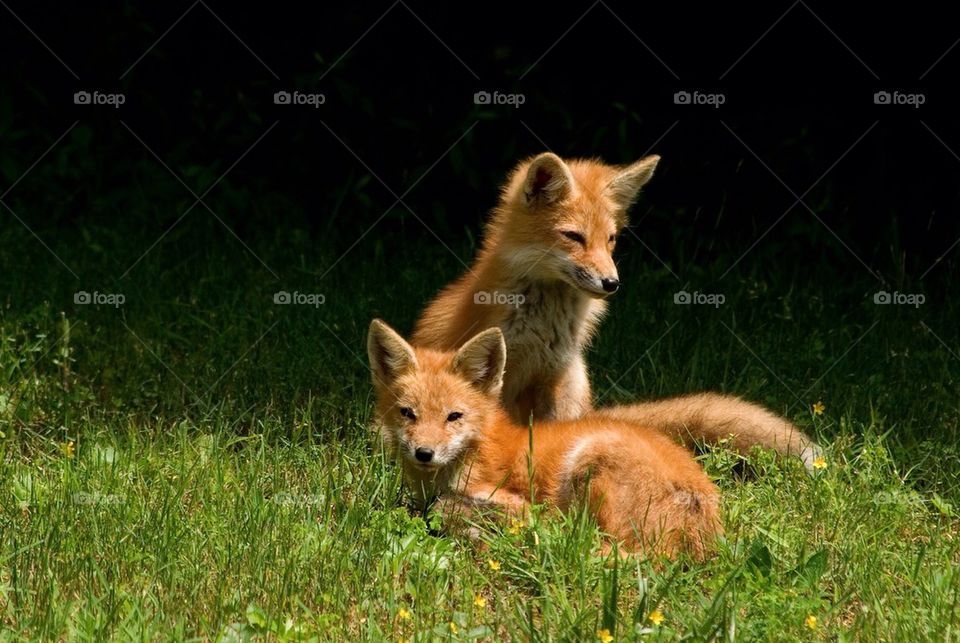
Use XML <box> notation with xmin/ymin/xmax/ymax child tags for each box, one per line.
<box><xmin>649</xmin><ymin>609</ymin><xmax>665</xmax><ymax>626</ymax></box>
<box><xmin>487</xmin><ymin>559</ymin><xmax>501</xmax><ymax>571</ymax></box>
<box><xmin>397</xmin><ymin>607</ymin><xmax>411</xmax><ymax>621</ymax></box>
<box><xmin>812</xmin><ymin>401</ymin><xmax>825</xmax><ymax>416</ymax></box>
<box><xmin>449</xmin><ymin>621</ymin><xmax>459</xmax><ymax>634</ymax></box>
<box><xmin>813</xmin><ymin>456</ymin><xmax>827</xmax><ymax>470</ymax></box>
<box><xmin>597</xmin><ymin>628</ymin><xmax>613</xmax><ymax>643</ymax></box>
<box><xmin>805</xmin><ymin>615</ymin><xmax>817</xmax><ymax>629</ymax></box>
<box><xmin>61</xmin><ymin>441</ymin><xmax>75</xmax><ymax>458</ymax></box>
<box><xmin>474</xmin><ymin>594</ymin><xmax>486</xmax><ymax>609</ymax></box>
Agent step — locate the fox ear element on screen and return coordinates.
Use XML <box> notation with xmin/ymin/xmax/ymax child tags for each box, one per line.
<box><xmin>523</xmin><ymin>152</ymin><xmax>574</xmax><ymax>207</ymax></box>
<box><xmin>606</xmin><ymin>155</ymin><xmax>660</xmax><ymax>208</ymax></box>
<box><xmin>367</xmin><ymin>319</ymin><xmax>418</xmax><ymax>387</ymax></box>
<box><xmin>452</xmin><ymin>327</ymin><xmax>507</xmax><ymax>396</ymax></box>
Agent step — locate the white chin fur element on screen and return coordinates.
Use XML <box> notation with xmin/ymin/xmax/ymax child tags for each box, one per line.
<box><xmin>578</xmin><ymin>282</ymin><xmax>609</xmax><ymax>297</ymax></box>
<box><xmin>567</xmin><ymin>273</ymin><xmax>607</xmax><ymax>297</ymax></box>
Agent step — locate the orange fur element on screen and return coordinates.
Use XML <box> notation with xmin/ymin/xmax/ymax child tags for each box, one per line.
<box><xmin>592</xmin><ymin>394</ymin><xmax>821</xmax><ymax>469</ymax></box>
<box><xmin>412</xmin><ymin>152</ymin><xmax>820</xmax><ymax>469</ymax></box>
<box><xmin>369</xmin><ymin>319</ymin><xmax>722</xmax><ymax>559</ymax></box>
<box><xmin>413</xmin><ymin>153</ymin><xmax>659</xmax><ymax>422</ymax></box>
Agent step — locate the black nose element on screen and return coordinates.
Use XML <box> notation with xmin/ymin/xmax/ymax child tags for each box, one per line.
<box><xmin>601</xmin><ymin>278</ymin><xmax>620</xmax><ymax>293</ymax></box>
<box><xmin>414</xmin><ymin>447</ymin><xmax>434</xmax><ymax>463</ymax></box>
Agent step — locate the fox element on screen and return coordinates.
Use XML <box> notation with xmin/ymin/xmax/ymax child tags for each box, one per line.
<box><xmin>368</xmin><ymin>319</ymin><xmax>723</xmax><ymax>559</ymax></box>
<box><xmin>413</xmin><ymin>152</ymin><xmax>820</xmax><ymax>469</ymax></box>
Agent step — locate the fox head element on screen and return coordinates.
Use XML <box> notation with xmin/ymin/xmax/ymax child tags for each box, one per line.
<box><xmin>367</xmin><ymin>319</ymin><xmax>507</xmax><ymax>492</ymax></box>
<box><xmin>492</xmin><ymin>152</ymin><xmax>660</xmax><ymax>297</ymax></box>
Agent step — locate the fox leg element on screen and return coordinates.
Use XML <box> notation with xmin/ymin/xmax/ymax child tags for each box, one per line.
<box><xmin>431</xmin><ymin>487</ymin><xmax>529</xmax><ymax>540</ymax></box>
<box><xmin>468</xmin><ymin>486</ymin><xmax>530</xmax><ymax>515</ymax></box>
<box><xmin>535</xmin><ymin>354</ymin><xmax>592</xmax><ymax>421</ymax></box>
<box><xmin>587</xmin><ymin>466</ymin><xmax>722</xmax><ymax>560</ymax></box>
<box><xmin>431</xmin><ymin>494</ymin><xmax>496</xmax><ymax>541</ymax></box>
<box><xmin>561</xmin><ymin>433</ymin><xmax>722</xmax><ymax>559</ymax></box>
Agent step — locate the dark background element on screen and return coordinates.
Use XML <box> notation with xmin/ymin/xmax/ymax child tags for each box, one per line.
<box><xmin>2</xmin><ymin>1</ymin><xmax>958</xmax><ymax>291</ymax></box>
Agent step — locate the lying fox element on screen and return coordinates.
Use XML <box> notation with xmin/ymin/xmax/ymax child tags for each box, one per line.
<box><xmin>414</xmin><ymin>152</ymin><xmax>819</xmax><ymax>468</ymax></box>
<box><xmin>368</xmin><ymin>319</ymin><xmax>722</xmax><ymax>558</ymax></box>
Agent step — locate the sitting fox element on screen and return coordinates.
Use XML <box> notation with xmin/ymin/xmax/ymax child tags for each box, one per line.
<box><xmin>368</xmin><ymin>319</ymin><xmax>723</xmax><ymax>559</ymax></box>
<box><xmin>413</xmin><ymin>152</ymin><xmax>819</xmax><ymax>468</ymax></box>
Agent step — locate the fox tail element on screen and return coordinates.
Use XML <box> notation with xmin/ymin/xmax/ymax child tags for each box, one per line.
<box><xmin>592</xmin><ymin>393</ymin><xmax>821</xmax><ymax>472</ymax></box>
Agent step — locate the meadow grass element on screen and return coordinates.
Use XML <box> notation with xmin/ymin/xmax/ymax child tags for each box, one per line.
<box><xmin>1</xmin><ymin>201</ymin><xmax>958</xmax><ymax>641</ymax></box>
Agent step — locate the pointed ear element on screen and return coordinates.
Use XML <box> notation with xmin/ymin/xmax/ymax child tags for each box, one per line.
<box><xmin>522</xmin><ymin>152</ymin><xmax>574</xmax><ymax>208</ymax></box>
<box><xmin>606</xmin><ymin>155</ymin><xmax>660</xmax><ymax>208</ymax></box>
<box><xmin>452</xmin><ymin>327</ymin><xmax>507</xmax><ymax>396</ymax></box>
<box><xmin>367</xmin><ymin>319</ymin><xmax>418</xmax><ymax>388</ymax></box>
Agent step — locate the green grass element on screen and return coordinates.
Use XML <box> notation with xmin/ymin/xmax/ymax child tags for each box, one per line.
<box><xmin>1</xmin><ymin>173</ymin><xmax>959</xmax><ymax>640</ymax></box>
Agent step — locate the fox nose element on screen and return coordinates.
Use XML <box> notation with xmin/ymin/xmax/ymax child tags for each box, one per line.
<box><xmin>414</xmin><ymin>447</ymin><xmax>435</xmax><ymax>463</ymax></box>
<box><xmin>600</xmin><ymin>277</ymin><xmax>620</xmax><ymax>293</ymax></box>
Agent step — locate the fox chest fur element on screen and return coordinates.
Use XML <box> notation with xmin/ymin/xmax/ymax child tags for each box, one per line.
<box><xmin>496</xmin><ymin>281</ymin><xmax>606</xmax><ymax>416</ymax></box>
<box><xmin>500</xmin><ymin>281</ymin><xmax>589</xmax><ymax>366</ymax></box>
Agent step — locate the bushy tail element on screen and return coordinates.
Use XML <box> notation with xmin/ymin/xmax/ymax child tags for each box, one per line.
<box><xmin>591</xmin><ymin>393</ymin><xmax>821</xmax><ymax>471</ymax></box>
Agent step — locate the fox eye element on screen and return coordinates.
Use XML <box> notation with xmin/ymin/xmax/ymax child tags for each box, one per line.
<box><xmin>446</xmin><ymin>411</ymin><xmax>463</xmax><ymax>422</ymax></box>
<box><xmin>399</xmin><ymin>407</ymin><xmax>416</xmax><ymax>421</ymax></box>
<box><xmin>561</xmin><ymin>230</ymin><xmax>586</xmax><ymax>245</ymax></box>
<box><xmin>608</xmin><ymin>233</ymin><xmax>617</xmax><ymax>243</ymax></box>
